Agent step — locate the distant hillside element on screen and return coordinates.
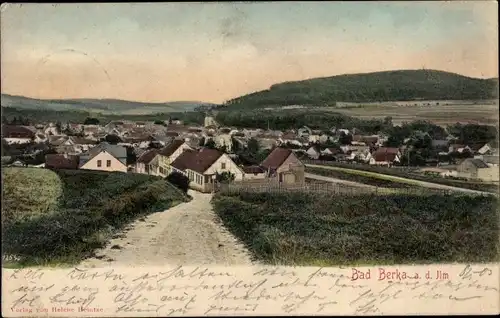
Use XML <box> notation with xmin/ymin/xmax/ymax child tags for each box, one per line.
<box><xmin>0</xmin><ymin>94</ymin><xmax>217</xmax><ymax>115</ymax></box>
<box><xmin>225</xmin><ymin>69</ymin><xmax>499</xmax><ymax>109</ymax></box>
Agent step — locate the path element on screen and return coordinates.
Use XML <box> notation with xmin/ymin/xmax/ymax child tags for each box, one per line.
<box><xmin>306</xmin><ymin>164</ymin><xmax>495</xmax><ymax>195</ymax></box>
<box><xmin>305</xmin><ymin>172</ymin><xmax>375</xmax><ymax>188</ymax></box>
<box><xmin>80</xmin><ymin>190</ymin><xmax>254</xmax><ymax>268</ymax></box>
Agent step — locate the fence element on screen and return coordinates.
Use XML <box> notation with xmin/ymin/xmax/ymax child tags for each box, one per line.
<box><xmin>216</xmin><ymin>180</ymin><xmax>457</xmax><ymax>197</ymax></box>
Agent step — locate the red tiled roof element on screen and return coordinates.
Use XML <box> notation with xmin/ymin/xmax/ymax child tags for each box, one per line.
<box><xmin>45</xmin><ymin>154</ymin><xmax>79</xmax><ymax>170</ymax></box>
<box><xmin>2</xmin><ymin>125</ymin><xmax>35</xmax><ymax>139</ymax></box>
<box><xmin>261</xmin><ymin>147</ymin><xmax>292</xmax><ymax>170</ymax></box>
<box><xmin>136</xmin><ymin>149</ymin><xmax>159</xmax><ymax>164</ymax></box>
<box><xmin>158</xmin><ymin>139</ymin><xmax>186</xmax><ymax>157</ymax></box>
<box><xmin>170</xmin><ymin>148</ymin><xmax>223</xmax><ymax>174</ymax></box>
<box><xmin>372</xmin><ymin>147</ymin><xmax>400</xmax><ymax>162</ymax></box>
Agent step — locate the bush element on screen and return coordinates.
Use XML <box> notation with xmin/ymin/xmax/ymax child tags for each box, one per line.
<box><xmin>166</xmin><ymin>171</ymin><xmax>190</xmax><ymax>193</ymax></box>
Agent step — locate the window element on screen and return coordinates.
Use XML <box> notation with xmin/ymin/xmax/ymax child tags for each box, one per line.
<box><xmin>106</xmin><ymin>160</ymin><xmax>111</xmax><ymax>167</ymax></box>
<box><xmin>97</xmin><ymin>160</ymin><xmax>102</xmax><ymax>167</ymax></box>
<box><xmin>221</xmin><ymin>162</ymin><xmax>226</xmax><ymax>169</ymax></box>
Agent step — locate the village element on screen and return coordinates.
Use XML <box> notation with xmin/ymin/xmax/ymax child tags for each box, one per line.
<box><xmin>2</xmin><ymin>112</ymin><xmax>498</xmax><ymax>193</ymax></box>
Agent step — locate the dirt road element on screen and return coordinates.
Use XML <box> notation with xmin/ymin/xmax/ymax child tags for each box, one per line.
<box><xmin>306</xmin><ymin>164</ymin><xmax>495</xmax><ymax>195</ymax></box>
<box><xmin>80</xmin><ymin>190</ymin><xmax>254</xmax><ymax>268</ymax></box>
<box><xmin>305</xmin><ymin>172</ymin><xmax>375</xmax><ymax>188</ymax></box>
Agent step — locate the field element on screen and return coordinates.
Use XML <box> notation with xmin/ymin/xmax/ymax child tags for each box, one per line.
<box><xmin>305</xmin><ymin>161</ymin><xmax>499</xmax><ymax>193</ymax></box>
<box><xmin>317</xmin><ymin>101</ymin><xmax>498</xmax><ymax>126</ymax></box>
<box><xmin>2</xmin><ymin>167</ymin><xmax>190</xmax><ymax>267</ymax></box>
<box><xmin>212</xmin><ymin>192</ymin><xmax>499</xmax><ymax>266</ymax></box>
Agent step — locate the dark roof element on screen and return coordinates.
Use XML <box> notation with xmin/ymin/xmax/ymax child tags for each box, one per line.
<box><xmin>261</xmin><ymin>147</ymin><xmax>293</xmax><ymax>169</ymax></box>
<box><xmin>375</xmin><ymin>147</ymin><xmax>400</xmax><ymax>154</ymax></box>
<box><xmin>70</xmin><ymin>137</ymin><xmax>98</xmax><ymax>145</ymax></box>
<box><xmin>166</xmin><ymin>131</ymin><xmax>180</xmax><ymax>137</ymax></box>
<box><xmin>466</xmin><ymin>158</ymin><xmax>489</xmax><ymax>168</ymax></box>
<box><xmin>45</xmin><ymin>154</ymin><xmax>79</xmax><ymax>170</ymax></box>
<box><xmin>170</xmin><ymin>148</ymin><xmax>223</xmax><ymax>174</ymax></box>
<box><xmin>2</xmin><ymin>125</ymin><xmax>35</xmax><ymax>138</ymax></box>
<box><xmin>242</xmin><ymin>165</ymin><xmax>266</xmax><ymax>174</ymax></box>
<box><xmin>82</xmin><ymin>142</ymin><xmax>126</xmax><ymax>160</ymax></box>
<box><xmin>136</xmin><ymin>149</ymin><xmax>159</xmax><ymax>164</ymax></box>
<box><xmin>158</xmin><ymin>139</ymin><xmax>186</xmax><ymax>157</ymax></box>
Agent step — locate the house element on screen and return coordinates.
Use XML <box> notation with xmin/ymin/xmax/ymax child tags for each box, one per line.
<box><xmin>297</xmin><ymin>126</ymin><xmax>312</xmax><ymax>138</ymax></box>
<box><xmin>44</xmin><ymin>123</ymin><xmax>60</xmax><ymax>136</ymax></box>
<box><xmin>448</xmin><ymin>144</ymin><xmax>471</xmax><ymax>154</ymax></box>
<box><xmin>475</xmin><ymin>143</ymin><xmax>494</xmax><ymax>155</ymax></box>
<box><xmin>346</xmin><ymin>147</ymin><xmax>371</xmax><ymax>162</ymax></box>
<box><xmin>260</xmin><ymin>147</ymin><xmax>305</xmax><ymax>184</ymax></box>
<box><xmin>214</xmin><ymin>133</ymin><xmax>233</xmax><ymax>152</ymax></box>
<box><xmin>62</xmin><ymin>136</ymin><xmax>98</xmax><ymax>153</ymax></box>
<box><xmin>279</xmin><ymin>133</ymin><xmax>305</xmax><ymax>147</ymax></box>
<box><xmin>476</xmin><ymin>155</ymin><xmax>500</xmax><ymax>166</ymax></box>
<box><xmin>45</xmin><ymin>154</ymin><xmax>80</xmax><ymax>170</ymax></box>
<box><xmin>34</xmin><ymin>133</ymin><xmax>47</xmax><ymax>143</ymax></box>
<box><xmin>157</xmin><ymin>139</ymin><xmax>193</xmax><ymax>176</ymax></box>
<box><xmin>170</xmin><ymin>148</ymin><xmax>243</xmax><ymax>192</ymax></box>
<box><xmin>241</xmin><ymin>165</ymin><xmax>267</xmax><ymax>180</ymax></box>
<box><xmin>306</xmin><ymin>145</ymin><xmax>321</xmax><ymax>159</ymax></box>
<box><xmin>431</xmin><ymin>139</ymin><xmax>449</xmax><ymax>150</ymax></box>
<box><xmin>79</xmin><ymin>142</ymin><xmax>128</xmax><ymax>172</ymax></box>
<box><xmin>204</xmin><ymin>115</ymin><xmax>219</xmax><ymax>128</ymax></box>
<box><xmin>135</xmin><ymin>149</ymin><xmax>159</xmax><ymax>174</ymax></box>
<box><xmin>367</xmin><ymin>147</ymin><xmax>401</xmax><ymax>166</ymax></box>
<box><xmin>2</xmin><ymin>125</ymin><xmax>35</xmax><ymax>144</ymax></box>
<box><xmin>321</xmin><ymin>147</ymin><xmax>342</xmax><ymax>156</ymax></box>
<box><xmin>456</xmin><ymin>158</ymin><xmax>499</xmax><ymax>181</ymax></box>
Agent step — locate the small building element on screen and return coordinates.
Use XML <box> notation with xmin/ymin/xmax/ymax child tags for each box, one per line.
<box><xmin>135</xmin><ymin>149</ymin><xmax>159</xmax><ymax>175</ymax></box>
<box><xmin>260</xmin><ymin>147</ymin><xmax>305</xmax><ymax>184</ymax></box>
<box><xmin>2</xmin><ymin>125</ymin><xmax>35</xmax><ymax>144</ymax></box>
<box><xmin>79</xmin><ymin>142</ymin><xmax>127</xmax><ymax>172</ymax></box>
<box><xmin>367</xmin><ymin>147</ymin><xmax>401</xmax><ymax>166</ymax></box>
<box><xmin>170</xmin><ymin>148</ymin><xmax>243</xmax><ymax>192</ymax></box>
<box><xmin>306</xmin><ymin>145</ymin><xmax>321</xmax><ymax>159</ymax></box>
<box><xmin>157</xmin><ymin>139</ymin><xmax>193</xmax><ymax>176</ymax></box>
<box><xmin>456</xmin><ymin>158</ymin><xmax>499</xmax><ymax>181</ymax></box>
<box><xmin>45</xmin><ymin>154</ymin><xmax>80</xmax><ymax>170</ymax></box>
<box><xmin>241</xmin><ymin>165</ymin><xmax>267</xmax><ymax>180</ymax></box>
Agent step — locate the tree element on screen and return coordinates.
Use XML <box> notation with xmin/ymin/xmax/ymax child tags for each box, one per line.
<box><xmin>339</xmin><ymin>132</ymin><xmax>353</xmax><ymax>145</ymax></box>
<box><xmin>215</xmin><ymin>171</ymin><xmax>235</xmax><ymax>183</ymax></box>
<box><xmin>231</xmin><ymin>137</ymin><xmax>240</xmax><ymax>153</ymax></box>
<box><xmin>154</xmin><ymin>120</ymin><xmax>166</xmax><ymax>126</ymax></box>
<box><xmin>247</xmin><ymin>138</ymin><xmax>260</xmax><ymax>154</ymax></box>
<box><xmin>198</xmin><ymin>137</ymin><xmax>206</xmax><ymax>147</ymax></box>
<box><xmin>125</xmin><ymin>146</ymin><xmax>137</xmax><ymax>165</ymax></box>
<box><xmin>205</xmin><ymin>139</ymin><xmax>216</xmax><ymax>149</ymax></box>
<box><xmin>55</xmin><ymin>121</ymin><xmax>62</xmax><ymax>133</ymax></box>
<box><xmin>83</xmin><ymin>117</ymin><xmax>100</xmax><ymax>125</ymax></box>
<box><xmin>166</xmin><ymin>171</ymin><xmax>190</xmax><ymax>193</ymax></box>
<box><xmin>105</xmin><ymin>134</ymin><xmax>122</xmax><ymax>144</ymax></box>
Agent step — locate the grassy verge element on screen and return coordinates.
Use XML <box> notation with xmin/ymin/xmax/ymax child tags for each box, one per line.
<box><xmin>305</xmin><ymin>161</ymin><xmax>499</xmax><ymax>193</ymax></box>
<box><xmin>2</xmin><ymin>167</ymin><xmax>190</xmax><ymax>267</ymax></box>
<box><xmin>306</xmin><ymin>166</ymin><xmax>420</xmax><ymax>188</ymax></box>
<box><xmin>212</xmin><ymin>191</ymin><xmax>499</xmax><ymax>266</ymax></box>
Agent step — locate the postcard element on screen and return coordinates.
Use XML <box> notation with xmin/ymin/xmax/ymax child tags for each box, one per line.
<box><xmin>1</xmin><ymin>1</ymin><xmax>499</xmax><ymax>317</ymax></box>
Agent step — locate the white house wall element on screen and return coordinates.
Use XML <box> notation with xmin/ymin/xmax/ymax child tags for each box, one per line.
<box><xmin>204</xmin><ymin>153</ymin><xmax>244</xmax><ymax>181</ymax></box>
<box><xmin>80</xmin><ymin>150</ymin><xmax>127</xmax><ymax>172</ymax></box>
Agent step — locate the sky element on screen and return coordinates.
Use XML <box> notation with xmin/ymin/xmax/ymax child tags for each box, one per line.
<box><xmin>1</xmin><ymin>1</ymin><xmax>498</xmax><ymax>103</ymax></box>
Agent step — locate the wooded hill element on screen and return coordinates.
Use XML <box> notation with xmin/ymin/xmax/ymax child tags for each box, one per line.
<box><xmin>225</xmin><ymin>69</ymin><xmax>498</xmax><ymax>109</ymax></box>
